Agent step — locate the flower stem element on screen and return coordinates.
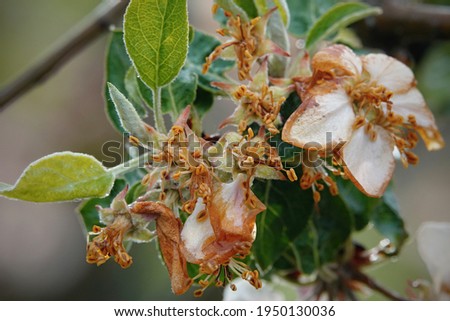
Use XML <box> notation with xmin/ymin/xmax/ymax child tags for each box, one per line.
<box><xmin>153</xmin><ymin>87</ymin><xmax>167</xmax><ymax>133</ymax></box>
<box><xmin>108</xmin><ymin>153</ymin><xmax>149</xmax><ymax>177</ymax></box>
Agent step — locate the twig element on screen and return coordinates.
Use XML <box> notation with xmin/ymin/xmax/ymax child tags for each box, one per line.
<box><xmin>364</xmin><ymin>0</ymin><xmax>450</xmax><ymax>36</ymax></box>
<box><xmin>0</xmin><ymin>0</ymin><xmax>130</xmax><ymax>110</ymax></box>
<box><xmin>352</xmin><ymin>269</ymin><xmax>408</xmax><ymax>301</ymax></box>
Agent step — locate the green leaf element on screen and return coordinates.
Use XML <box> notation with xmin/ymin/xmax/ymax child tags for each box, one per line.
<box><xmin>78</xmin><ymin>179</ymin><xmax>127</xmax><ymax>233</ymax></box>
<box><xmin>215</xmin><ymin>0</ymin><xmax>249</xmax><ymax>20</ymax></box>
<box><xmin>265</xmin><ymin>0</ymin><xmax>290</xmax><ymax>77</ymax></box>
<box><xmin>234</xmin><ymin>0</ymin><xmax>258</xmax><ymax>18</ymax></box>
<box><xmin>104</xmin><ymin>31</ymin><xmax>132</xmax><ymax>133</ymax></box>
<box><xmin>0</xmin><ymin>152</ymin><xmax>114</xmax><ymax>202</ymax></box>
<box><xmin>184</xmin><ymin>30</ymin><xmax>235</xmax><ymax>94</ymax></box>
<box><xmin>124</xmin><ymin>0</ymin><xmax>189</xmax><ymax>90</ymax></box>
<box><xmin>313</xmin><ymin>189</ymin><xmax>353</xmax><ymax>264</ymax></box>
<box><xmin>161</xmin><ymin>69</ymin><xmax>198</xmax><ymax>120</ymax></box>
<box><xmin>253</xmin><ymin>179</ymin><xmax>314</xmax><ymax>272</ymax></box>
<box><xmin>193</xmin><ymin>87</ymin><xmax>214</xmax><ymax>119</ymax></box>
<box><xmin>124</xmin><ymin>67</ymin><xmax>150</xmax><ymax>113</ymax></box>
<box><xmin>337</xmin><ymin>178</ymin><xmax>372</xmax><ymax>231</ymax></box>
<box><xmin>131</xmin><ymin>68</ymin><xmax>198</xmax><ymax>121</ymax></box>
<box><xmin>104</xmin><ymin>31</ymin><xmax>147</xmax><ymax>133</ymax></box>
<box><xmin>256</xmin><ymin>0</ymin><xmax>290</xmax><ymax>26</ymax></box>
<box><xmin>371</xmin><ymin>186</ymin><xmax>408</xmax><ymax>249</ymax></box>
<box><xmin>286</xmin><ymin>0</ymin><xmax>338</xmax><ymax>37</ymax></box>
<box><xmin>108</xmin><ymin>83</ymin><xmax>150</xmax><ymax>143</ymax></box>
<box><xmin>305</xmin><ymin>2</ymin><xmax>382</xmax><ymax>50</ymax></box>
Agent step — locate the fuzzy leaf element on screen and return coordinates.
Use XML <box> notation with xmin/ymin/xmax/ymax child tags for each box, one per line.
<box><xmin>305</xmin><ymin>2</ymin><xmax>382</xmax><ymax>50</ymax></box>
<box><xmin>108</xmin><ymin>83</ymin><xmax>150</xmax><ymax>143</ymax></box>
<box><xmin>0</xmin><ymin>152</ymin><xmax>114</xmax><ymax>202</ymax></box>
<box><xmin>124</xmin><ymin>0</ymin><xmax>189</xmax><ymax>90</ymax></box>
<box><xmin>78</xmin><ymin>179</ymin><xmax>127</xmax><ymax>234</ymax></box>
<box><xmin>105</xmin><ymin>31</ymin><xmax>142</xmax><ymax>133</ymax></box>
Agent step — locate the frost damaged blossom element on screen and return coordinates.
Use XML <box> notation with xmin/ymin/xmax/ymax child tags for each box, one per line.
<box><xmin>203</xmin><ymin>6</ymin><xmax>289</xmax><ymax>81</ymax></box>
<box><xmin>283</xmin><ymin>44</ymin><xmax>444</xmax><ymax>197</ymax></box>
<box><xmin>86</xmin><ymin>187</ymin><xmax>156</xmax><ymax>269</ymax></box>
<box><xmin>213</xmin><ymin>61</ymin><xmax>289</xmax><ymax>135</ymax></box>
<box><xmin>180</xmin><ymin>174</ymin><xmax>266</xmax><ymax>297</ymax></box>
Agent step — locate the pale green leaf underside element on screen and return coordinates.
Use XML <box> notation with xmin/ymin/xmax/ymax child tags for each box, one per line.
<box><xmin>124</xmin><ymin>0</ymin><xmax>189</xmax><ymax>90</ymax></box>
<box><xmin>305</xmin><ymin>2</ymin><xmax>382</xmax><ymax>50</ymax></box>
<box><xmin>0</xmin><ymin>152</ymin><xmax>114</xmax><ymax>202</ymax></box>
<box><xmin>108</xmin><ymin>82</ymin><xmax>149</xmax><ymax>142</ymax></box>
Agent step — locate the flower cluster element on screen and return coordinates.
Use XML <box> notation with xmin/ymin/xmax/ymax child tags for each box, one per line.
<box><xmin>85</xmin><ymin>106</ymin><xmax>284</xmax><ymax>295</ymax></box>
<box><xmin>283</xmin><ymin>44</ymin><xmax>444</xmax><ymax>197</ymax></box>
<box><xmin>85</xmin><ymin>4</ymin><xmax>445</xmax><ymax>300</ymax></box>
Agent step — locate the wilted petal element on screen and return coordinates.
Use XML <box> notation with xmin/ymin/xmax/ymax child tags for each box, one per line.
<box><xmin>282</xmin><ymin>88</ymin><xmax>355</xmax><ymax>150</ymax></box>
<box><xmin>417</xmin><ymin>222</ymin><xmax>450</xmax><ymax>300</ymax></box>
<box><xmin>209</xmin><ymin>174</ymin><xmax>266</xmax><ymax>242</ymax></box>
<box><xmin>342</xmin><ymin>126</ymin><xmax>395</xmax><ymax>197</ymax></box>
<box><xmin>391</xmin><ymin>88</ymin><xmax>444</xmax><ymax>150</ymax></box>
<box><xmin>133</xmin><ymin>201</ymin><xmax>192</xmax><ymax>295</ymax></box>
<box><xmin>362</xmin><ymin>54</ymin><xmax>414</xmax><ymax>93</ymax></box>
<box><xmin>312</xmin><ymin>44</ymin><xmax>362</xmax><ymax>77</ymax></box>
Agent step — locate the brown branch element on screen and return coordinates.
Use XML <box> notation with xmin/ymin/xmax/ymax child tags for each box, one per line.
<box><xmin>365</xmin><ymin>0</ymin><xmax>450</xmax><ymax>36</ymax></box>
<box><xmin>0</xmin><ymin>0</ymin><xmax>130</xmax><ymax>110</ymax></box>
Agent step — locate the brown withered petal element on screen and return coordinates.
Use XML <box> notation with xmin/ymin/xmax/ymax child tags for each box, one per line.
<box><xmin>132</xmin><ymin>202</ymin><xmax>192</xmax><ymax>295</ymax></box>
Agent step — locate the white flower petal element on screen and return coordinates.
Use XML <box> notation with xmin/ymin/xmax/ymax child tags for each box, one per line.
<box><xmin>312</xmin><ymin>44</ymin><xmax>362</xmax><ymax>76</ymax></box>
<box><xmin>282</xmin><ymin>88</ymin><xmax>355</xmax><ymax>150</ymax></box>
<box><xmin>391</xmin><ymin>88</ymin><xmax>433</xmax><ymax>128</ymax></box>
<box><xmin>180</xmin><ymin>199</ymin><xmax>214</xmax><ymax>263</ymax></box>
<box><xmin>391</xmin><ymin>88</ymin><xmax>444</xmax><ymax>150</ymax></box>
<box><xmin>362</xmin><ymin>53</ymin><xmax>414</xmax><ymax>93</ymax></box>
<box><xmin>417</xmin><ymin>222</ymin><xmax>450</xmax><ymax>300</ymax></box>
<box><xmin>342</xmin><ymin>125</ymin><xmax>395</xmax><ymax>197</ymax></box>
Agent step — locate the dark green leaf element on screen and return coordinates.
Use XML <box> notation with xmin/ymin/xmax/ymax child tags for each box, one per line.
<box><xmin>161</xmin><ymin>69</ymin><xmax>198</xmax><ymax>120</ymax></box>
<box><xmin>337</xmin><ymin>178</ymin><xmax>372</xmax><ymax>231</ymax></box>
<box><xmin>234</xmin><ymin>0</ymin><xmax>258</xmax><ymax>18</ymax></box>
<box><xmin>125</xmin><ymin>181</ymin><xmax>147</xmax><ymax>204</ymax></box>
<box><xmin>305</xmin><ymin>2</ymin><xmax>382</xmax><ymax>50</ymax></box>
<box><xmin>193</xmin><ymin>87</ymin><xmax>214</xmax><ymax>118</ymax></box>
<box><xmin>253</xmin><ymin>179</ymin><xmax>314</xmax><ymax>272</ymax></box>
<box><xmin>184</xmin><ymin>30</ymin><xmax>235</xmax><ymax>94</ymax></box>
<box><xmin>371</xmin><ymin>186</ymin><xmax>408</xmax><ymax>249</ymax></box>
<box><xmin>77</xmin><ymin>179</ymin><xmax>127</xmax><ymax>234</ymax></box>
<box><xmin>313</xmin><ymin>188</ymin><xmax>353</xmax><ymax>264</ymax></box>
<box><xmin>286</xmin><ymin>0</ymin><xmax>338</xmax><ymax>37</ymax></box>
<box><xmin>104</xmin><ymin>31</ymin><xmax>132</xmax><ymax>133</ymax></box>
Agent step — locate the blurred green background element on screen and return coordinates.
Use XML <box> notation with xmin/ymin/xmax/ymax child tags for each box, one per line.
<box><xmin>0</xmin><ymin>0</ymin><xmax>449</xmax><ymax>300</ymax></box>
